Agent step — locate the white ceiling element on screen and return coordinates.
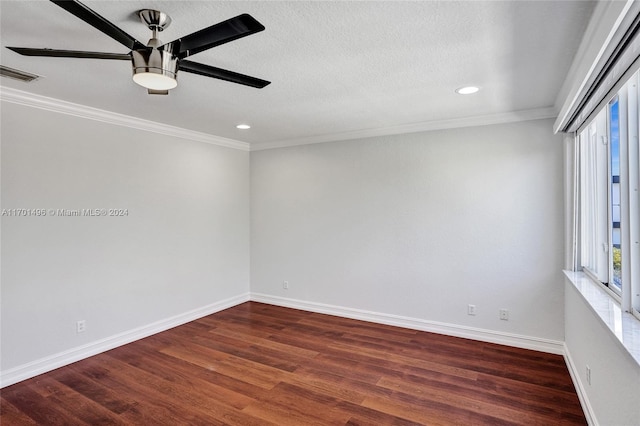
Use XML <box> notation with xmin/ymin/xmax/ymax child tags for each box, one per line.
<box><xmin>0</xmin><ymin>1</ymin><xmax>595</xmax><ymax>148</ymax></box>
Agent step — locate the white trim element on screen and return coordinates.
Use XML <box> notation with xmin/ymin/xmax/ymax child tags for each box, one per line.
<box><xmin>0</xmin><ymin>86</ymin><xmax>250</xmax><ymax>151</ymax></box>
<box><xmin>250</xmin><ymin>293</ymin><xmax>565</xmax><ymax>355</ymax></box>
<box><xmin>0</xmin><ymin>292</ymin><xmax>250</xmax><ymax>388</ymax></box>
<box><xmin>563</xmin><ymin>343</ymin><xmax>598</xmax><ymax>426</ymax></box>
<box><xmin>251</xmin><ymin>107</ymin><xmax>557</xmax><ymax>151</ymax></box>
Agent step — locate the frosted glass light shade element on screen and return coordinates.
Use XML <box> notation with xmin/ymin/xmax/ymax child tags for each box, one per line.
<box><xmin>132</xmin><ymin>71</ymin><xmax>177</xmax><ymax>90</ymax></box>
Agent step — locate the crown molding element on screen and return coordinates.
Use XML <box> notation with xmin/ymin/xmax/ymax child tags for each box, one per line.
<box><xmin>250</xmin><ymin>106</ymin><xmax>558</xmax><ymax>151</ymax></box>
<box><xmin>0</xmin><ymin>86</ymin><xmax>558</xmax><ymax>153</ymax></box>
<box><xmin>0</xmin><ymin>86</ymin><xmax>250</xmax><ymax>151</ymax></box>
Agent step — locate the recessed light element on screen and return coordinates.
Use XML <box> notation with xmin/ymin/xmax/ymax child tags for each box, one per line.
<box><xmin>455</xmin><ymin>86</ymin><xmax>480</xmax><ymax>95</ymax></box>
<box><xmin>236</xmin><ymin>124</ymin><xmax>251</xmax><ymax>130</ymax></box>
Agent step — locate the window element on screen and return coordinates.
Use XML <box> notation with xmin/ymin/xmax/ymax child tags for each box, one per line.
<box><xmin>577</xmin><ymin>69</ymin><xmax>640</xmax><ymax>319</ymax></box>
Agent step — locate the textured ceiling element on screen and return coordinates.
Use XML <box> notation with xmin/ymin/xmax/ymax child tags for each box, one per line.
<box><xmin>0</xmin><ymin>1</ymin><xmax>595</xmax><ymax>148</ymax></box>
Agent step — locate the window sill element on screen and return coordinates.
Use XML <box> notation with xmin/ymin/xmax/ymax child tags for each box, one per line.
<box><xmin>564</xmin><ymin>270</ymin><xmax>640</xmax><ymax>366</ymax></box>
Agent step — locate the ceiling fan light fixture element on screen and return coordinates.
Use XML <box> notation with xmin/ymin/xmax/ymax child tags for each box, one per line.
<box><xmin>132</xmin><ymin>47</ymin><xmax>178</xmax><ymax>90</ymax></box>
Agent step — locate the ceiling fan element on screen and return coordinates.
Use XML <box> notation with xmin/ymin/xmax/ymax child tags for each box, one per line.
<box><xmin>6</xmin><ymin>0</ymin><xmax>270</xmax><ymax>95</ymax></box>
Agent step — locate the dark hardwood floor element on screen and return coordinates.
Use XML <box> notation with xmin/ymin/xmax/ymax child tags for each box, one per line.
<box><xmin>1</xmin><ymin>302</ymin><xmax>586</xmax><ymax>425</ymax></box>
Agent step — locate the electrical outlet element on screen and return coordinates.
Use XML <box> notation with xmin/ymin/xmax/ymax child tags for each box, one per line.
<box><xmin>586</xmin><ymin>365</ymin><xmax>591</xmax><ymax>385</ymax></box>
<box><xmin>283</xmin><ymin>281</ymin><xmax>289</xmax><ymax>290</ymax></box>
<box><xmin>499</xmin><ymin>309</ymin><xmax>509</xmax><ymax>320</ymax></box>
<box><xmin>76</xmin><ymin>320</ymin><xmax>86</xmax><ymax>333</ymax></box>
<box><xmin>467</xmin><ymin>304</ymin><xmax>476</xmax><ymax>316</ymax></box>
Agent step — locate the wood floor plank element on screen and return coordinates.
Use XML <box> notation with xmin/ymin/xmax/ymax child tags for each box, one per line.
<box><xmin>242</xmin><ymin>381</ymin><xmax>353</xmax><ymax>425</ymax></box>
<box><xmin>68</xmin><ymin>357</ymin><xmax>215</xmax><ymax>425</ymax></box>
<box><xmin>319</xmin><ymin>341</ymin><xmax>481</xmax><ymax>382</ymax></box>
<box><xmin>376</xmin><ymin>375</ymin><xmax>565</xmax><ymax>425</ymax></box>
<box><xmin>208</xmin><ymin>325</ymin><xmax>320</xmax><ymax>358</ymax></box>
<box><xmin>361</xmin><ymin>397</ymin><xmax>517</xmax><ymax>426</ymax></box>
<box><xmin>298</xmin><ymin>316</ymin><xmax>420</xmax><ymax>343</ymax></box>
<box><xmin>26</xmin><ymin>376</ymin><xmax>127</xmax><ymax>425</ymax></box>
<box><xmin>476</xmin><ymin>373</ymin><xmax>586</xmax><ymax>419</ymax></box>
<box><xmin>159</xmin><ymin>343</ymin><xmax>291</xmax><ymax>390</ymax></box>
<box><xmin>106</xmin><ymin>344</ymin><xmax>256</xmax><ymax>410</ymax></box>
<box><xmin>132</xmin><ymin>337</ymin><xmax>270</xmax><ymax>401</ymax></box>
<box><xmin>189</xmin><ymin>331</ymin><xmax>302</xmax><ymax>372</ymax></box>
<box><xmin>1</xmin><ymin>383</ymin><xmax>85</xmax><ymax>425</ymax></box>
<box><xmin>51</xmin><ymin>367</ymin><xmax>139</xmax><ymax>415</ymax></box>
<box><xmin>85</xmin><ymin>353</ymin><xmax>259</xmax><ymax>425</ymax></box>
<box><xmin>1</xmin><ymin>302</ymin><xmax>586</xmax><ymax>425</ymax></box>
<box><xmin>0</xmin><ymin>397</ymin><xmax>38</xmax><ymax>425</ymax></box>
<box><xmin>284</xmin><ymin>368</ymin><xmax>378</xmax><ymax>405</ymax></box>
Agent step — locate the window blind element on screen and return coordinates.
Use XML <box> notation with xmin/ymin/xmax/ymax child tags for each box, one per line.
<box><xmin>557</xmin><ymin>2</ymin><xmax>640</xmax><ymax>134</ymax></box>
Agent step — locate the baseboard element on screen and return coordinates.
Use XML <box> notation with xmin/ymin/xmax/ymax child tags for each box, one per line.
<box><xmin>0</xmin><ymin>292</ymin><xmax>250</xmax><ymax>388</ymax></box>
<box><xmin>250</xmin><ymin>293</ymin><xmax>565</xmax><ymax>355</ymax></box>
<box><xmin>563</xmin><ymin>344</ymin><xmax>598</xmax><ymax>426</ymax></box>
<box><xmin>1</xmin><ymin>292</ymin><xmax>568</xmax><ymax>389</ymax></box>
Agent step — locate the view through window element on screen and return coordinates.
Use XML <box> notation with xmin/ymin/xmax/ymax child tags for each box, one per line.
<box><xmin>609</xmin><ymin>98</ymin><xmax>622</xmax><ymax>292</ymax></box>
<box><xmin>577</xmin><ymin>69</ymin><xmax>640</xmax><ymax>318</ymax></box>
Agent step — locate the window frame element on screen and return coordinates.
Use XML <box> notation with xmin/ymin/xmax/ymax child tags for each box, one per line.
<box><xmin>577</xmin><ymin>70</ymin><xmax>640</xmax><ymax>321</ymax></box>
<box><xmin>627</xmin><ymin>71</ymin><xmax>640</xmax><ymax>319</ymax></box>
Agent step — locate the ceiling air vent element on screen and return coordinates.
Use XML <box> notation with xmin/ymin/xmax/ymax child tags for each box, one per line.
<box><xmin>0</xmin><ymin>65</ymin><xmax>40</xmax><ymax>82</ymax></box>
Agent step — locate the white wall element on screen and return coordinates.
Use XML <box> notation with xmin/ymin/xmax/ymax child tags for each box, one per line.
<box><xmin>1</xmin><ymin>102</ymin><xmax>250</xmax><ymax>375</ymax></box>
<box><xmin>251</xmin><ymin>119</ymin><xmax>565</xmax><ymax>343</ymax></box>
<box><xmin>564</xmin><ymin>282</ymin><xmax>640</xmax><ymax>425</ymax></box>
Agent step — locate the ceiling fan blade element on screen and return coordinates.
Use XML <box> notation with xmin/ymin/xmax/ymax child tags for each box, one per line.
<box><xmin>179</xmin><ymin>60</ymin><xmax>270</xmax><ymax>88</ymax></box>
<box><xmin>50</xmin><ymin>0</ymin><xmax>146</xmax><ymax>50</ymax></box>
<box><xmin>6</xmin><ymin>47</ymin><xmax>130</xmax><ymax>60</ymax></box>
<box><xmin>148</xmin><ymin>89</ymin><xmax>169</xmax><ymax>95</ymax></box>
<box><xmin>164</xmin><ymin>14</ymin><xmax>265</xmax><ymax>59</ymax></box>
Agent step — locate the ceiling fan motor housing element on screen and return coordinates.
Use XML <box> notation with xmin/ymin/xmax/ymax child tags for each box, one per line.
<box><xmin>132</xmin><ymin>38</ymin><xmax>178</xmax><ymax>90</ymax></box>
